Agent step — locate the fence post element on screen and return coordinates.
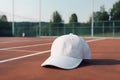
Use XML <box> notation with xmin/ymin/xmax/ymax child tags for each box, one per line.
<box><xmin>12</xmin><ymin>0</ymin><xmax>15</xmax><ymax>36</ymax></box>
<box><xmin>102</xmin><ymin>22</ymin><xmax>104</xmax><ymax>37</ymax></box>
<box><xmin>39</xmin><ymin>0</ymin><xmax>42</xmax><ymax>37</ymax></box>
<box><xmin>49</xmin><ymin>23</ymin><xmax>51</xmax><ymax>36</ymax></box>
<box><xmin>57</xmin><ymin>23</ymin><xmax>59</xmax><ymax>36</ymax></box>
<box><xmin>113</xmin><ymin>21</ymin><xmax>115</xmax><ymax>37</ymax></box>
<box><xmin>64</xmin><ymin>23</ymin><xmax>66</xmax><ymax>35</ymax></box>
<box><xmin>91</xmin><ymin>0</ymin><xmax>94</xmax><ymax>37</ymax></box>
<box><xmin>72</xmin><ymin>23</ymin><xmax>75</xmax><ymax>34</ymax></box>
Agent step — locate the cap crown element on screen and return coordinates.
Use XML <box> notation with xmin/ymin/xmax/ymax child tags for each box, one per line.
<box><xmin>51</xmin><ymin>34</ymin><xmax>85</xmax><ymax>59</ymax></box>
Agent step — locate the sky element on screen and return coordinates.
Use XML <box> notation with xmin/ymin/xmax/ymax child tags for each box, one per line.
<box><xmin>0</xmin><ymin>0</ymin><xmax>118</xmax><ymax>23</ymax></box>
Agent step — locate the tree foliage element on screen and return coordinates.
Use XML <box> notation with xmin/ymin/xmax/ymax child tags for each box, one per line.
<box><xmin>0</xmin><ymin>15</ymin><xmax>12</xmax><ymax>36</ymax></box>
<box><xmin>52</xmin><ymin>11</ymin><xmax>62</xmax><ymax>23</ymax></box>
<box><xmin>0</xmin><ymin>15</ymin><xmax>8</xmax><ymax>22</ymax></box>
<box><xmin>50</xmin><ymin>11</ymin><xmax>64</xmax><ymax>35</ymax></box>
<box><xmin>94</xmin><ymin>6</ymin><xmax>109</xmax><ymax>21</ymax></box>
<box><xmin>110</xmin><ymin>0</ymin><xmax>120</xmax><ymax>20</ymax></box>
<box><xmin>69</xmin><ymin>13</ymin><xmax>78</xmax><ymax>23</ymax></box>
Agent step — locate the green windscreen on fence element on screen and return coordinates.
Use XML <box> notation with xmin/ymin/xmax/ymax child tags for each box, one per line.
<box><xmin>13</xmin><ymin>21</ymin><xmax>120</xmax><ymax>37</ymax></box>
<box><xmin>0</xmin><ymin>21</ymin><xmax>120</xmax><ymax>37</ymax></box>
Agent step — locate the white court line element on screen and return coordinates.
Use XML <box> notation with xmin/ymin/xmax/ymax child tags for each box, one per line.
<box><xmin>0</xmin><ymin>38</ymin><xmax>105</xmax><ymax>52</ymax></box>
<box><xmin>0</xmin><ymin>38</ymin><xmax>105</xmax><ymax>51</ymax></box>
<box><xmin>0</xmin><ymin>49</ymin><xmax>39</xmax><ymax>53</ymax></box>
<box><xmin>0</xmin><ymin>50</ymin><xmax>50</xmax><ymax>63</ymax></box>
<box><xmin>0</xmin><ymin>38</ymin><xmax>106</xmax><ymax>63</ymax></box>
<box><xmin>87</xmin><ymin>38</ymin><xmax>106</xmax><ymax>43</ymax></box>
<box><xmin>0</xmin><ymin>43</ymin><xmax>52</xmax><ymax>50</ymax></box>
<box><xmin>0</xmin><ymin>39</ymin><xmax>52</xmax><ymax>44</ymax></box>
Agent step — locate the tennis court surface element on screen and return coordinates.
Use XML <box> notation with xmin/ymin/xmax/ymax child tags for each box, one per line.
<box><xmin>0</xmin><ymin>37</ymin><xmax>120</xmax><ymax>80</ymax></box>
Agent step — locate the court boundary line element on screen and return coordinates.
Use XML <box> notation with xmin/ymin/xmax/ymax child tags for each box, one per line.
<box><xmin>0</xmin><ymin>38</ymin><xmax>106</xmax><ymax>63</ymax></box>
<box><xmin>0</xmin><ymin>50</ymin><xmax>50</xmax><ymax>63</ymax></box>
<box><xmin>0</xmin><ymin>43</ymin><xmax>52</xmax><ymax>50</ymax></box>
<box><xmin>0</xmin><ymin>49</ymin><xmax>39</xmax><ymax>53</ymax></box>
<box><xmin>0</xmin><ymin>38</ymin><xmax>53</xmax><ymax>44</ymax></box>
<box><xmin>87</xmin><ymin>38</ymin><xmax>106</xmax><ymax>43</ymax></box>
<box><xmin>0</xmin><ymin>40</ymin><xmax>40</xmax><ymax>44</ymax></box>
<box><xmin>0</xmin><ymin>38</ymin><xmax>105</xmax><ymax>51</ymax></box>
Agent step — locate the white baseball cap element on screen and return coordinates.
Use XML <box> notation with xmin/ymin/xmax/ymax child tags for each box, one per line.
<box><xmin>41</xmin><ymin>33</ymin><xmax>91</xmax><ymax>69</ymax></box>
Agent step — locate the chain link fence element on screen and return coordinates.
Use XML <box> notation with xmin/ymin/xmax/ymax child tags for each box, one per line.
<box><xmin>0</xmin><ymin>21</ymin><xmax>120</xmax><ymax>37</ymax></box>
<box><xmin>11</xmin><ymin>21</ymin><xmax>120</xmax><ymax>37</ymax></box>
<box><xmin>94</xmin><ymin>21</ymin><xmax>120</xmax><ymax>37</ymax></box>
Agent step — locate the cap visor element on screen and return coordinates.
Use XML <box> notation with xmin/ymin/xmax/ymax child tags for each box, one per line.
<box><xmin>41</xmin><ymin>55</ymin><xmax>82</xmax><ymax>69</ymax></box>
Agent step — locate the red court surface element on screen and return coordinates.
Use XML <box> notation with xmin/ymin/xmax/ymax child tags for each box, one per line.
<box><xmin>0</xmin><ymin>37</ymin><xmax>120</xmax><ymax>80</ymax></box>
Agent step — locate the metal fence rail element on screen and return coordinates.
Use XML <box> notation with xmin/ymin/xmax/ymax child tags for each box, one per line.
<box><xmin>13</xmin><ymin>21</ymin><xmax>120</xmax><ymax>37</ymax></box>
<box><xmin>0</xmin><ymin>21</ymin><xmax>120</xmax><ymax>37</ymax></box>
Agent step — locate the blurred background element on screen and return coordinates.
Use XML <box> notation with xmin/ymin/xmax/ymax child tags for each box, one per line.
<box><xmin>0</xmin><ymin>0</ymin><xmax>120</xmax><ymax>37</ymax></box>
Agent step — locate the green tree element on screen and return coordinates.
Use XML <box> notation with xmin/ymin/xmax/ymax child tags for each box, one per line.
<box><xmin>110</xmin><ymin>0</ymin><xmax>120</xmax><ymax>32</ymax></box>
<box><xmin>51</xmin><ymin>11</ymin><xmax>64</xmax><ymax>36</ymax></box>
<box><xmin>94</xmin><ymin>6</ymin><xmax>109</xmax><ymax>21</ymax></box>
<box><xmin>52</xmin><ymin>11</ymin><xmax>62</xmax><ymax>23</ymax></box>
<box><xmin>111</xmin><ymin>0</ymin><xmax>120</xmax><ymax>20</ymax></box>
<box><xmin>68</xmin><ymin>13</ymin><xmax>79</xmax><ymax>34</ymax></box>
<box><xmin>89</xmin><ymin>6</ymin><xmax>109</xmax><ymax>34</ymax></box>
<box><xmin>69</xmin><ymin>13</ymin><xmax>78</xmax><ymax>23</ymax></box>
<box><xmin>0</xmin><ymin>15</ymin><xmax>12</xmax><ymax>36</ymax></box>
<box><xmin>0</xmin><ymin>15</ymin><xmax>8</xmax><ymax>22</ymax></box>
